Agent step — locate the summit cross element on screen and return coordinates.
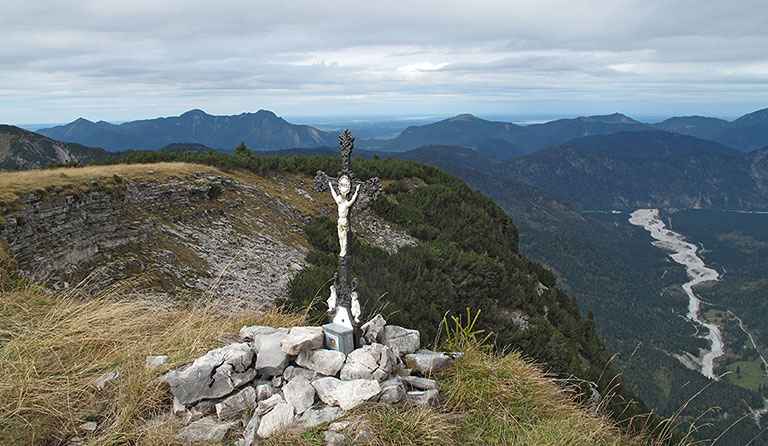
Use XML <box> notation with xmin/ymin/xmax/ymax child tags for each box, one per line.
<box><xmin>314</xmin><ymin>130</ymin><xmax>382</xmax><ymax>337</ymax></box>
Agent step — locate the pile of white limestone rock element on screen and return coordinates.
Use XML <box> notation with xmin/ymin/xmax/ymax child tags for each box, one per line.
<box><xmin>160</xmin><ymin>315</ymin><xmax>461</xmax><ymax>445</ymax></box>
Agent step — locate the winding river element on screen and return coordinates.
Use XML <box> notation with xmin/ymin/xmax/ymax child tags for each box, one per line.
<box><xmin>628</xmin><ymin>209</ymin><xmax>724</xmax><ymax>379</ymax></box>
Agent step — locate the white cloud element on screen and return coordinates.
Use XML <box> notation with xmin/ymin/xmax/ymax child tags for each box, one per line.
<box><xmin>0</xmin><ymin>0</ymin><xmax>767</xmax><ymax>123</ymax></box>
<box><xmin>396</xmin><ymin>62</ymin><xmax>449</xmax><ymax>78</ymax></box>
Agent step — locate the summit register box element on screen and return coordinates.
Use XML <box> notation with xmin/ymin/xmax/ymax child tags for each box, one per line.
<box><xmin>322</xmin><ymin>323</ymin><xmax>354</xmax><ymax>355</ymax></box>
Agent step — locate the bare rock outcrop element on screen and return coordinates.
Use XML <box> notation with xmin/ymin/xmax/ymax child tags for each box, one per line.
<box><xmin>160</xmin><ymin>318</ymin><xmax>458</xmax><ymax>445</ymax></box>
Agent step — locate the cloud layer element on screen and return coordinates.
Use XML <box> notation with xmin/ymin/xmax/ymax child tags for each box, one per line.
<box><xmin>2</xmin><ymin>0</ymin><xmax>767</xmax><ymax>123</ymax></box>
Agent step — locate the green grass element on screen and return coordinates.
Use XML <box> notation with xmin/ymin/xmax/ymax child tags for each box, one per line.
<box><xmin>716</xmin><ymin>232</ymin><xmax>768</xmax><ymax>252</ymax></box>
<box><xmin>723</xmin><ymin>360</ymin><xmax>767</xmax><ymax>391</ymax></box>
<box><xmin>260</xmin><ymin>427</ymin><xmax>325</xmax><ymax>446</ymax></box>
<box><xmin>438</xmin><ymin>349</ymin><xmax>639</xmax><ymax>446</ymax></box>
<box><xmin>702</xmin><ymin>309</ymin><xmax>768</xmax><ymax>391</ymax></box>
<box><xmin>653</xmin><ymin>368</ymin><xmax>672</xmax><ymax>399</ymax></box>
<box><xmin>702</xmin><ymin>309</ymin><xmax>727</xmax><ymax>326</ymax></box>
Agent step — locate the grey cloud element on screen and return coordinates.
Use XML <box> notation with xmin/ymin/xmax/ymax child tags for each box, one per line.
<box><xmin>1</xmin><ymin>0</ymin><xmax>767</xmax><ymax>123</ymax></box>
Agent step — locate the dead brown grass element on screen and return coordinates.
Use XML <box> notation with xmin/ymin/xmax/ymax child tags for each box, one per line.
<box><xmin>0</xmin><ymin>162</ymin><xmax>227</xmax><ymax>203</ymax></box>
<box><xmin>0</xmin><ymin>279</ymin><xmax>308</xmax><ymax>445</ymax></box>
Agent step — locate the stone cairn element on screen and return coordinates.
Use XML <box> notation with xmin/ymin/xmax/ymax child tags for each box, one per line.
<box><xmin>161</xmin><ymin>320</ymin><xmax>461</xmax><ymax>444</ymax></box>
<box><xmin>159</xmin><ymin>131</ymin><xmax>462</xmax><ymax>444</ymax></box>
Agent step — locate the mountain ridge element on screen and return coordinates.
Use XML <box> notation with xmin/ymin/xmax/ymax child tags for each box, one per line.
<box><xmin>30</xmin><ymin>105</ymin><xmax>768</xmax><ymax>156</ymax></box>
<box><xmin>0</xmin><ymin>124</ymin><xmax>112</xmax><ymax>171</ymax></box>
<box><xmin>652</xmin><ymin>107</ymin><xmax>768</xmax><ymax>151</ymax></box>
<box><xmin>38</xmin><ymin>109</ymin><xmax>338</xmax><ymax>151</ymax></box>
<box><xmin>396</xmin><ymin>130</ymin><xmax>768</xmax><ymax>212</ymax></box>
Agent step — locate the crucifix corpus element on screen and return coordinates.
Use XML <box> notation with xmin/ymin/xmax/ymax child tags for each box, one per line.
<box><xmin>315</xmin><ymin>129</ymin><xmax>382</xmax><ymax>353</ymax></box>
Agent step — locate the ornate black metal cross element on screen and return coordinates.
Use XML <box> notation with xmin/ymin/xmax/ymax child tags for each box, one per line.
<box><xmin>314</xmin><ymin>130</ymin><xmax>382</xmax><ymax>334</ymax></box>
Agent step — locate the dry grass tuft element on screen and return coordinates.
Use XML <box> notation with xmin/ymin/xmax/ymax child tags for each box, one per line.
<box><xmin>361</xmin><ymin>404</ymin><xmax>459</xmax><ymax>446</ymax></box>
<box><xmin>438</xmin><ymin>348</ymin><xmax>639</xmax><ymax>446</ymax></box>
<box><xmin>0</xmin><ymin>162</ymin><xmax>227</xmax><ymax>203</ymax></box>
<box><xmin>259</xmin><ymin>427</ymin><xmax>324</xmax><ymax>446</ymax></box>
<box><xmin>0</xmin><ymin>281</ymin><xmax>307</xmax><ymax>445</ymax></box>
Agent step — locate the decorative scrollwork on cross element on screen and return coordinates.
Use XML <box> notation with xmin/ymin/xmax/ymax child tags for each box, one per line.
<box><xmin>315</xmin><ymin>130</ymin><xmax>382</xmax><ymax>337</ymax></box>
<box><xmin>339</xmin><ymin>129</ymin><xmax>355</xmax><ymax>179</ymax></box>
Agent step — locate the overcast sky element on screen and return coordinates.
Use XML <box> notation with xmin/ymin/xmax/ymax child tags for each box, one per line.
<box><xmin>2</xmin><ymin>0</ymin><xmax>767</xmax><ymax>124</ymax></box>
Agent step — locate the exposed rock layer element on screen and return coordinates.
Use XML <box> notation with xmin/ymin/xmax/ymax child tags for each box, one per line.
<box><xmin>0</xmin><ymin>167</ymin><xmax>414</xmax><ymax>307</ymax></box>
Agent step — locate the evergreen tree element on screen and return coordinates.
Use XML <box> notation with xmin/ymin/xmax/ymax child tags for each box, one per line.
<box><xmin>235</xmin><ymin>141</ymin><xmax>251</xmax><ymax>156</ymax></box>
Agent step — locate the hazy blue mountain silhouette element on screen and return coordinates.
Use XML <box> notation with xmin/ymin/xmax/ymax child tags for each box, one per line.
<box><xmin>38</xmin><ymin>109</ymin><xmax>337</xmax><ymax>151</ymax></box>
<box><xmin>653</xmin><ymin>107</ymin><xmax>768</xmax><ymax>151</ymax></box>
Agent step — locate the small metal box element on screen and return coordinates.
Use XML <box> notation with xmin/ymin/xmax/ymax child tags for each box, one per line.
<box><xmin>322</xmin><ymin>323</ymin><xmax>354</xmax><ymax>355</ymax></box>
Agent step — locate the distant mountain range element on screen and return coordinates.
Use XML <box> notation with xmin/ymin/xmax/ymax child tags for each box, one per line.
<box><xmin>10</xmin><ymin>106</ymin><xmax>768</xmax><ymax>203</ymax></box>
<box><xmin>653</xmin><ymin>108</ymin><xmax>768</xmax><ymax>151</ymax></box>
<box><xmin>395</xmin><ymin>130</ymin><xmax>768</xmax><ymax>211</ymax></box>
<box><xmin>33</xmin><ymin>106</ymin><xmax>768</xmax><ymax>156</ymax></box>
<box><xmin>361</xmin><ymin>112</ymin><xmax>656</xmax><ymax>157</ymax></box>
<box><xmin>37</xmin><ymin>109</ymin><xmax>337</xmax><ymax>152</ymax></box>
<box><xmin>382</xmin><ymin>108</ymin><xmax>768</xmax><ymax>155</ymax></box>
<box><xmin>502</xmin><ymin>136</ymin><xmax>768</xmax><ymax>211</ymax></box>
<box><xmin>360</xmin><ymin>113</ymin><xmax>555</xmax><ymax>157</ymax></box>
<box><xmin>0</xmin><ymin>125</ymin><xmax>112</xmax><ymax>171</ymax></box>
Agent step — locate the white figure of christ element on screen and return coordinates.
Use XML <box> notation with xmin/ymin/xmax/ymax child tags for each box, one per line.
<box><xmin>329</xmin><ymin>175</ymin><xmax>361</xmax><ymax>257</ymax></box>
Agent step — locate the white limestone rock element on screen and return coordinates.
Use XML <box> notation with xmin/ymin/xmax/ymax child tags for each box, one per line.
<box><xmin>192</xmin><ymin>399</ymin><xmax>217</xmax><ymax>417</ymax></box>
<box><xmin>241</xmin><ymin>413</ymin><xmax>261</xmax><ymax>446</ymax></box>
<box><xmin>175</xmin><ymin>416</ymin><xmax>235</xmax><ymax>444</ymax></box>
<box><xmin>239</xmin><ymin>325</ymin><xmax>280</xmax><ymax>341</ymax></box>
<box><xmin>145</xmin><ymin>355</ymin><xmax>169</xmax><ymax>370</ymax></box>
<box><xmin>294</xmin><ymin>406</ymin><xmax>344</xmax><ymax>430</ymax></box>
<box><xmin>404</xmin><ymin>350</ymin><xmax>461</xmax><ymax>375</ymax></box>
<box><xmin>283</xmin><ymin>365</ymin><xmax>318</xmax><ymax>382</ymax></box>
<box><xmin>255</xmin><ymin>382</ymin><xmax>278</xmax><ymax>402</ymax></box>
<box><xmin>93</xmin><ymin>371</ymin><xmax>119</xmax><ymax>390</ymax></box>
<box><xmin>215</xmin><ymin>386</ymin><xmax>257</xmax><ymax>421</ymax></box>
<box><xmin>296</xmin><ymin>349</ymin><xmax>346</xmax><ymax>376</ymax></box>
<box><xmin>282</xmin><ymin>376</ymin><xmax>316</xmax><ymax>414</ymax></box>
<box><xmin>79</xmin><ymin>421</ymin><xmax>97</xmax><ymax>432</ymax></box>
<box><xmin>312</xmin><ymin>377</ymin><xmax>381</xmax><ymax>411</ymax></box>
<box><xmin>406</xmin><ymin>389</ymin><xmax>439</xmax><ymax>406</ymax></box>
<box><xmin>340</xmin><ymin>343</ymin><xmax>398</xmax><ymax>382</ymax></box>
<box><xmin>251</xmin><ymin>329</ymin><xmax>289</xmax><ymax>376</ymax></box>
<box><xmin>172</xmin><ymin>397</ymin><xmax>186</xmax><ymax>417</ymax></box>
<box><xmin>256</xmin><ymin>393</ymin><xmax>285</xmax><ymax>416</ymax></box>
<box><xmin>361</xmin><ymin>314</ymin><xmax>387</xmax><ymax>345</ymax></box>
<box><xmin>400</xmin><ymin>375</ymin><xmax>438</xmax><ymax>390</ymax></box>
<box><xmin>377</xmin><ymin>325</ymin><xmax>420</xmax><ymax>355</ymax></box>
<box><xmin>280</xmin><ymin>326</ymin><xmax>324</xmax><ymax>355</ymax></box>
<box><xmin>377</xmin><ymin>378</ymin><xmax>406</xmax><ymax>404</ymax></box>
<box><xmin>324</xmin><ymin>430</ymin><xmax>346</xmax><ymax>445</ymax></box>
<box><xmin>162</xmin><ymin>343</ymin><xmax>255</xmax><ymax>405</ymax></box>
<box><xmin>257</xmin><ymin>402</ymin><xmax>295</xmax><ymax>438</ymax></box>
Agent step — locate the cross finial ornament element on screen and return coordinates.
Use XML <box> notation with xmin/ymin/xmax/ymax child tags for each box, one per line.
<box><xmin>314</xmin><ymin>130</ymin><xmax>382</xmax><ymax>345</ymax></box>
<box><xmin>339</xmin><ymin>129</ymin><xmax>354</xmax><ymax>178</ymax></box>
